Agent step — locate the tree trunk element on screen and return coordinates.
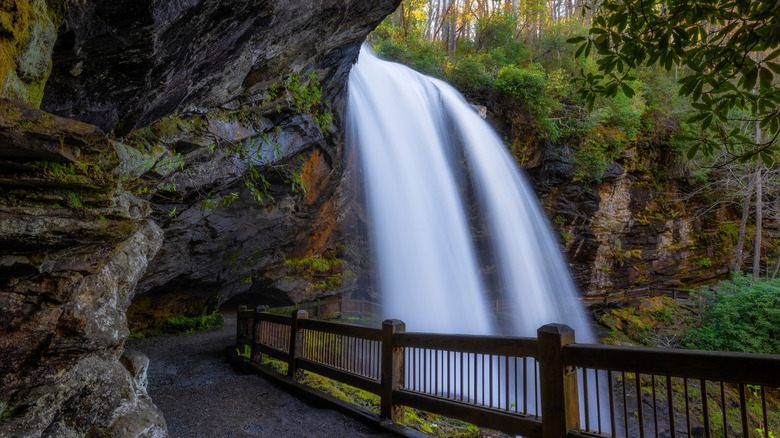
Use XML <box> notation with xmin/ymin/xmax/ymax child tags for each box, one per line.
<box><xmin>733</xmin><ymin>181</ymin><xmax>753</xmax><ymax>272</ymax></box>
<box><xmin>753</xmin><ymin>162</ymin><xmax>762</xmax><ymax>280</ymax></box>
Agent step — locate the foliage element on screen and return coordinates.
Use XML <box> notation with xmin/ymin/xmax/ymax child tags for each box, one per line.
<box><xmin>571</xmin><ymin>0</ymin><xmax>780</xmax><ymax>162</ymax></box>
<box><xmin>165</xmin><ymin>312</ymin><xmax>224</xmax><ymax>335</ymax></box>
<box><xmin>684</xmin><ymin>273</ymin><xmax>780</xmax><ymax>354</ymax></box>
<box><xmin>284</xmin><ymin>256</ymin><xmax>344</xmax><ymax>274</ymax></box>
<box><xmin>259</xmin><ymin>355</ymin><xmax>496</xmax><ymax>437</ymax></box>
<box><xmin>273</xmin><ymin>72</ymin><xmax>333</xmax><ymax>134</ymax></box>
<box><xmin>236</xmin><ymin>344</ymin><xmax>251</xmax><ymax>360</ymax></box>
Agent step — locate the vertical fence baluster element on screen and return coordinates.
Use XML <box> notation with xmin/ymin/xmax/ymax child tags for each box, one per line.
<box><xmin>720</xmin><ymin>381</ymin><xmax>726</xmax><ymax>436</ymax></box>
<box><xmin>608</xmin><ymin>370</ymin><xmax>616</xmax><ymax>438</ymax></box>
<box><xmin>636</xmin><ymin>372</ymin><xmax>645</xmax><ymax>438</ymax></box>
<box><xmin>596</xmin><ymin>369</ymin><xmax>602</xmax><ymax>434</ymax></box>
<box><xmin>583</xmin><ymin>368</ymin><xmax>590</xmax><ymax>432</ymax></box>
<box><xmin>739</xmin><ymin>383</ymin><xmax>748</xmax><ymax>438</ymax></box>
<box><xmin>666</xmin><ymin>376</ymin><xmax>676</xmax><ymax>438</ymax></box>
<box><xmin>622</xmin><ymin>372</ymin><xmax>629</xmax><ymax>437</ymax></box>
<box><xmin>473</xmin><ymin>352</ymin><xmax>477</xmax><ymax>405</ymax></box>
<box><xmin>460</xmin><ymin>351</ymin><xmax>464</xmax><ymax>402</ymax></box>
<box><xmin>701</xmin><ymin>379</ymin><xmax>711</xmax><ymax>438</ymax></box>
<box><xmin>684</xmin><ymin>378</ymin><xmax>691</xmax><ymax>437</ymax></box>
<box><xmin>761</xmin><ymin>386</ymin><xmax>768</xmax><ymax>438</ymax></box>
<box><xmin>435</xmin><ymin>349</ymin><xmax>439</xmax><ymax>396</ymax></box>
<box><xmin>534</xmin><ymin>359</ymin><xmax>539</xmax><ymax>416</ymax></box>
<box><xmin>505</xmin><ymin>356</ymin><xmax>509</xmax><ymax>411</ymax></box>
<box><xmin>652</xmin><ymin>374</ymin><xmax>658</xmax><ymax>438</ymax></box>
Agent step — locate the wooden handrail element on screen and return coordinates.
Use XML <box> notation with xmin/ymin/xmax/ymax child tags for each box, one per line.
<box><xmin>395</xmin><ymin>332</ymin><xmax>537</xmax><ymax>357</ymax></box>
<box><xmin>563</xmin><ymin>343</ymin><xmax>780</xmax><ymax>387</ymax></box>
<box><xmin>299</xmin><ymin>318</ymin><xmax>382</xmax><ymax>341</ymax></box>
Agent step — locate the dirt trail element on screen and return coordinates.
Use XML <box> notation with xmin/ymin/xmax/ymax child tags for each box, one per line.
<box><xmin>129</xmin><ymin>311</ymin><xmax>393</xmax><ymax>438</ymax></box>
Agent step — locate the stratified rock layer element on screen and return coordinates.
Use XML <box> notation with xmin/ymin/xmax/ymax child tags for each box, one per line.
<box><xmin>0</xmin><ymin>100</ymin><xmax>166</xmax><ymax>436</ymax></box>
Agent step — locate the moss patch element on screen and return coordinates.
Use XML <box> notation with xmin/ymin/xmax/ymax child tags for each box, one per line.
<box><xmin>598</xmin><ymin>296</ymin><xmax>693</xmax><ymax>347</ymax></box>
<box><xmin>258</xmin><ymin>357</ymin><xmax>505</xmax><ymax>437</ymax></box>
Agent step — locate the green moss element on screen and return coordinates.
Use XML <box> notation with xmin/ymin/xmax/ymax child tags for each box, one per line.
<box><xmin>0</xmin><ymin>0</ymin><xmax>32</xmax><ymax>91</ymax></box>
<box><xmin>284</xmin><ymin>256</ymin><xmax>344</xmax><ymax>274</ymax></box>
<box><xmin>65</xmin><ymin>191</ymin><xmax>83</xmax><ymax>208</ymax></box>
<box><xmin>30</xmin><ymin>160</ymin><xmax>112</xmax><ymax>186</ymax></box>
<box><xmin>0</xmin><ymin>402</ymin><xmax>14</xmax><ymax>422</ymax></box>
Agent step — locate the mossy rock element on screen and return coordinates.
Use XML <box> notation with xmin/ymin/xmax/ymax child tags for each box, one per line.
<box><xmin>0</xmin><ymin>0</ymin><xmax>59</xmax><ymax>108</ymax></box>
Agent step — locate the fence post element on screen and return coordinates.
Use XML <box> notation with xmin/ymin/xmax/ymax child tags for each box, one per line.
<box><xmin>252</xmin><ymin>305</ymin><xmax>267</xmax><ymax>363</ymax></box>
<box><xmin>237</xmin><ymin>305</ymin><xmax>247</xmax><ymax>345</ymax></box>
<box><xmin>381</xmin><ymin>319</ymin><xmax>405</xmax><ymax>424</ymax></box>
<box><xmin>537</xmin><ymin>324</ymin><xmax>579</xmax><ymax>437</ymax></box>
<box><xmin>288</xmin><ymin>309</ymin><xmax>308</xmax><ymax>381</ymax></box>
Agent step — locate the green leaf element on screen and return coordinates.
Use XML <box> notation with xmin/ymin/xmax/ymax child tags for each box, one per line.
<box><xmin>759</xmin><ymin>67</ymin><xmax>773</xmax><ymax>90</ymax></box>
<box><xmin>743</xmin><ymin>67</ymin><xmax>758</xmax><ymax>91</ymax></box>
<box><xmin>567</xmin><ymin>36</ymin><xmax>587</xmax><ymax>43</ymax></box>
<box><xmin>701</xmin><ymin>114</ymin><xmax>713</xmax><ymax>131</ymax></box>
<box><xmin>620</xmin><ymin>82</ymin><xmax>635</xmax><ymax>98</ymax></box>
<box><xmin>686</xmin><ymin>144</ymin><xmax>700</xmax><ymax>160</ymax></box>
<box><xmin>766</xmin><ymin>62</ymin><xmax>780</xmax><ymax>75</ymax></box>
<box><xmin>575</xmin><ymin>44</ymin><xmax>585</xmax><ymax>58</ymax></box>
<box><xmin>764</xmin><ymin>48</ymin><xmax>780</xmax><ymax>62</ymax></box>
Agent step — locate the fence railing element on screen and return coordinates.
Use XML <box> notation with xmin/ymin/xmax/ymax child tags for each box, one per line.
<box><xmin>236</xmin><ymin>306</ymin><xmax>780</xmax><ymax>438</ymax></box>
<box><xmin>263</xmin><ymin>297</ymin><xmax>383</xmax><ymax>320</ymax></box>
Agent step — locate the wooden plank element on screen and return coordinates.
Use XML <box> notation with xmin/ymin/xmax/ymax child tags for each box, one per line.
<box><xmin>395</xmin><ymin>332</ymin><xmax>537</xmax><ymax>357</ymax></box>
<box><xmin>297</xmin><ymin>358</ymin><xmax>382</xmax><ymax>395</ymax></box>
<box><xmin>299</xmin><ymin>318</ymin><xmax>382</xmax><ymax>341</ymax></box>
<box><xmin>564</xmin><ymin>344</ymin><xmax>780</xmax><ymax>386</ymax></box>
<box><xmin>254</xmin><ymin>343</ymin><xmax>291</xmax><ymax>362</ymax></box>
<box><xmin>394</xmin><ymin>390</ymin><xmax>543</xmax><ymax>438</ymax></box>
<box><xmin>255</xmin><ymin>312</ymin><xmax>292</xmax><ymax>325</ymax></box>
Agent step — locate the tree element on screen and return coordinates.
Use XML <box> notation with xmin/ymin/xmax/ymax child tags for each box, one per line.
<box><xmin>569</xmin><ymin>0</ymin><xmax>780</xmax><ymax>163</ymax></box>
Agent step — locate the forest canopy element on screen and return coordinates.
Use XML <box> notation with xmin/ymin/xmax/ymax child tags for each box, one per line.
<box><xmin>574</xmin><ymin>0</ymin><xmax>780</xmax><ymax>163</ymax></box>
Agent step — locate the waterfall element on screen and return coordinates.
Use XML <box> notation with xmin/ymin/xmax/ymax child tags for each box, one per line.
<box><xmin>347</xmin><ymin>46</ymin><xmax>594</xmax><ymax>343</ymax></box>
<box><xmin>347</xmin><ymin>45</ymin><xmax>610</xmax><ymax>432</ymax></box>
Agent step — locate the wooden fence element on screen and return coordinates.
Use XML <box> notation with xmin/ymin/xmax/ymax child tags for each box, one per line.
<box><xmin>623</xmin><ymin>287</ymin><xmax>692</xmax><ymax>300</ymax></box>
<box><xmin>263</xmin><ymin>297</ymin><xmax>383</xmax><ymax>320</ymax></box>
<box><xmin>235</xmin><ymin>306</ymin><xmax>780</xmax><ymax>438</ymax></box>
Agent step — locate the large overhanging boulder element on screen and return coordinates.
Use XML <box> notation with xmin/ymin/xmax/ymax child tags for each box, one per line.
<box><xmin>41</xmin><ymin>0</ymin><xmax>402</xmax><ymax>134</ymax></box>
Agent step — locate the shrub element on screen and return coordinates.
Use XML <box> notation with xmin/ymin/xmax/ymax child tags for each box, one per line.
<box><xmin>684</xmin><ymin>273</ymin><xmax>780</xmax><ymax>354</ymax></box>
<box><xmin>450</xmin><ymin>55</ymin><xmax>493</xmax><ymax>97</ymax></box>
<box><xmin>166</xmin><ymin>312</ymin><xmax>224</xmax><ymax>334</ymax></box>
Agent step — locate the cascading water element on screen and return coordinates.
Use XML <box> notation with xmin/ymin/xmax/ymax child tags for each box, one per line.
<box><xmin>347</xmin><ymin>45</ymin><xmax>594</xmax><ymax>342</ymax></box>
<box><xmin>347</xmin><ymin>46</ymin><xmax>609</xmax><ymax>430</ymax></box>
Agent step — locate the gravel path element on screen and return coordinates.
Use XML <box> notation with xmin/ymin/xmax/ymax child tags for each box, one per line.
<box><xmin>129</xmin><ymin>311</ymin><xmax>394</xmax><ymax>438</ymax></box>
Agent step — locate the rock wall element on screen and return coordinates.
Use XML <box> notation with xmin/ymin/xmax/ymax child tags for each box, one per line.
<box><xmin>0</xmin><ymin>100</ymin><xmax>165</xmax><ymax>436</ymax></box>
<box><xmin>0</xmin><ymin>0</ymin><xmax>401</xmax><ymax>435</ymax></box>
<box><xmin>528</xmin><ymin>140</ymin><xmax>736</xmax><ymax>297</ymax></box>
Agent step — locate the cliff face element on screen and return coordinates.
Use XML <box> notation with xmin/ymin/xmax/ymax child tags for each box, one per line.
<box><xmin>42</xmin><ymin>0</ymin><xmax>401</xmax><ymax>134</ymax></box>
<box><xmin>0</xmin><ymin>100</ymin><xmax>166</xmax><ymax>437</ymax></box>
<box><xmin>0</xmin><ymin>0</ymin><xmax>400</xmax><ymax>435</ymax></box>
<box><xmin>528</xmin><ymin>140</ymin><xmax>736</xmax><ymax>298</ymax></box>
